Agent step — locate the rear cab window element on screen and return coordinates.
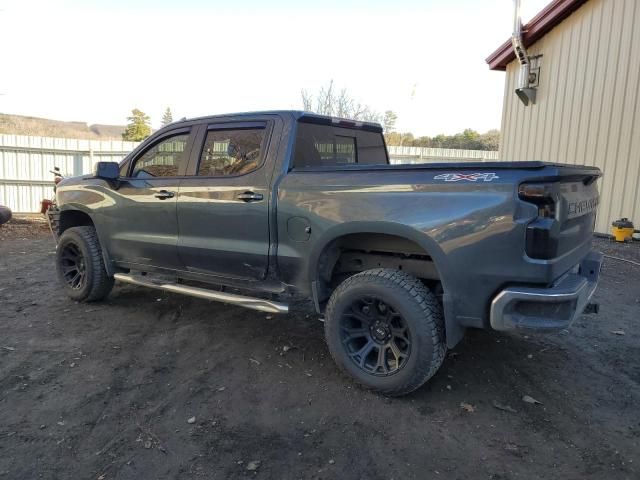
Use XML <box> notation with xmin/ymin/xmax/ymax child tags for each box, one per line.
<box><xmin>293</xmin><ymin>119</ymin><xmax>388</xmax><ymax>168</ymax></box>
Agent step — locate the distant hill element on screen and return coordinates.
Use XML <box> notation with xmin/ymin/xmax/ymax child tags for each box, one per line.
<box><xmin>0</xmin><ymin>113</ymin><xmax>126</xmax><ymax>140</ymax></box>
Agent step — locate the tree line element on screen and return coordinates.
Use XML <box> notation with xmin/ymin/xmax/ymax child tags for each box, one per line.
<box><xmin>121</xmin><ymin>83</ymin><xmax>500</xmax><ymax>152</ymax></box>
<box><xmin>384</xmin><ymin>129</ymin><xmax>500</xmax><ymax>151</ymax></box>
<box><xmin>302</xmin><ymin>81</ymin><xmax>499</xmax><ymax>151</ymax></box>
<box><xmin>122</xmin><ymin>107</ymin><xmax>172</xmax><ymax>141</ymax></box>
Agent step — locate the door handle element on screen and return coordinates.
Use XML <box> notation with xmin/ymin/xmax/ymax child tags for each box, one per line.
<box><xmin>236</xmin><ymin>192</ymin><xmax>263</xmax><ymax>202</ymax></box>
<box><xmin>154</xmin><ymin>190</ymin><xmax>175</xmax><ymax>200</ymax></box>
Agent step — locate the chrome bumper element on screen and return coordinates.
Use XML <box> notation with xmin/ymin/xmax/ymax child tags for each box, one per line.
<box><xmin>490</xmin><ymin>251</ymin><xmax>603</xmax><ymax>331</ymax></box>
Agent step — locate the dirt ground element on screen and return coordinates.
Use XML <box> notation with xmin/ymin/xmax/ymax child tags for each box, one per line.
<box><xmin>1</xmin><ymin>217</ymin><xmax>638</xmax><ymax>480</ymax></box>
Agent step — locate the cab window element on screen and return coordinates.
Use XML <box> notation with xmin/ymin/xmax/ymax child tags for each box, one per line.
<box><xmin>197</xmin><ymin>128</ymin><xmax>265</xmax><ymax>177</ymax></box>
<box><xmin>130</xmin><ymin>133</ymin><xmax>189</xmax><ymax>178</ymax></box>
<box><xmin>293</xmin><ymin>122</ymin><xmax>388</xmax><ymax>168</ymax></box>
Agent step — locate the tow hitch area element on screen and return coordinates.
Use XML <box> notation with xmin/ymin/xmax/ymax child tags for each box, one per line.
<box><xmin>490</xmin><ymin>251</ymin><xmax>603</xmax><ymax>331</ymax></box>
<box><xmin>583</xmin><ymin>302</ymin><xmax>600</xmax><ymax>315</ymax></box>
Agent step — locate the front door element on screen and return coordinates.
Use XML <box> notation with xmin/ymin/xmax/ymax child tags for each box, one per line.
<box><xmin>106</xmin><ymin>128</ymin><xmax>194</xmax><ymax>270</ymax></box>
<box><xmin>177</xmin><ymin>121</ymin><xmax>273</xmax><ymax>280</ymax></box>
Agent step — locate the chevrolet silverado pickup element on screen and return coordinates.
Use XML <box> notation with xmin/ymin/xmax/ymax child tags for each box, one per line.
<box><xmin>48</xmin><ymin>111</ymin><xmax>603</xmax><ymax>396</ymax></box>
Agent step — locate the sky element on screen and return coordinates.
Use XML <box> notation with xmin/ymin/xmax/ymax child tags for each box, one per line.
<box><xmin>0</xmin><ymin>0</ymin><xmax>550</xmax><ymax>136</ymax></box>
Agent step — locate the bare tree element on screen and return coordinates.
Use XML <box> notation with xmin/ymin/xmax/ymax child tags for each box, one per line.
<box><xmin>301</xmin><ymin>89</ymin><xmax>314</xmax><ymax>111</ymax></box>
<box><xmin>301</xmin><ymin>80</ymin><xmax>383</xmax><ymax>123</ymax></box>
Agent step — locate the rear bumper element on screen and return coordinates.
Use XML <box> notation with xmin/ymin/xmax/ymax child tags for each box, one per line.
<box><xmin>490</xmin><ymin>250</ymin><xmax>603</xmax><ymax>331</ymax></box>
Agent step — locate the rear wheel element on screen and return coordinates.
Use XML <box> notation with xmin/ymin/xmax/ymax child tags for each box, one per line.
<box><xmin>324</xmin><ymin>268</ymin><xmax>446</xmax><ymax>396</ymax></box>
<box><xmin>56</xmin><ymin>226</ymin><xmax>114</xmax><ymax>302</ymax></box>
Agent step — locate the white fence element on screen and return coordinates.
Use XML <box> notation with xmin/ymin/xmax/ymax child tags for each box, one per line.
<box><xmin>0</xmin><ymin>134</ymin><xmax>499</xmax><ymax>213</ymax></box>
<box><xmin>0</xmin><ymin>135</ymin><xmax>138</xmax><ymax>212</ymax></box>
<box><xmin>387</xmin><ymin>146</ymin><xmax>500</xmax><ymax>164</ymax></box>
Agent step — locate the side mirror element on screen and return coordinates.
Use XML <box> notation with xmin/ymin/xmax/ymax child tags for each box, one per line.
<box><xmin>93</xmin><ymin>161</ymin><xmax>119</xmax><ymax>180</ymax></box>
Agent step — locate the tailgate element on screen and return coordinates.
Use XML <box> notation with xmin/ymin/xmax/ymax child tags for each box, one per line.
<box><xmin>519</xmin><ymin>165</ymin><xmax>601</xmax><ymax>261</ymax></box>
<box><xmin>556</xmin><ymin>176</ymin><xmax>600</xmax><ymax>256</ymax></box>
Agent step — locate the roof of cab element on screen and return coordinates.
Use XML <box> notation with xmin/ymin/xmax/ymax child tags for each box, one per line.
<box><xmin>168</xmin><ymin>110</ymin><xmax>383</xmax><ymax>131</ymax></box>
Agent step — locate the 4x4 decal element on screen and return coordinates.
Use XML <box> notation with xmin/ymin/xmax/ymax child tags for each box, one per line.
<box><xmin>434</xmin><ymin>173</ymin><xmax>500</xmax><ymax>182</ymax></box>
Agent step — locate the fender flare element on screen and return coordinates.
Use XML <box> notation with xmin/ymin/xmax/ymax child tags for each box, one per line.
<box><xmin>308</xmin><ymin>221</ymin><xmax>450</xmax><ymax>290</ymax></box>
<box><xmin>57</xmin><ymin>205</ymin><xmax>115</xmax><ymax>276</ymax></box>
<box><xmin>308</xmin><ymin>221</ymin><xmax>465</xmax><ymax>348</ymax></box>
<box><xmin>308</xmin><ymin>221</ymin><xmax>464</xmax><ymax>347</ymax></box>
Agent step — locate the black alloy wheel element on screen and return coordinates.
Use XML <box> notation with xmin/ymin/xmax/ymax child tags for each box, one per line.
<box><xmin>324</xmin><ymin>269</ymin><xmax>447</xmax><ymax>396</ymax></box>
<box><xmin>55</xmin><ymin>226</ymin><xmax>114</xmax><ymax>302</ymax></box>
<box><xmin>340</xmin><ymin>296</ymin><xmax>411</xmax><ymax>376</ymax></box>
<box><xmin>59</xmin><ymin>241</ymin><xmax>87</xmax><ymax>290</ymax></box>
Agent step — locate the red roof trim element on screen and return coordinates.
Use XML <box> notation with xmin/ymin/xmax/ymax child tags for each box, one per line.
<box><xmin>486</xmin><ymin>0</ymin><xmax>590</xmax><ymax>71</ymax></box>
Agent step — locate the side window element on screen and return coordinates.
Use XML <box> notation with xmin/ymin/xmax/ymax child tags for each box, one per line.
<box><xmin>197</xmin><ymin>128</ymin><xmax>265</xmax><ymax>176</ymax></box>
<box><xmin>130</xmin><ymin>134</ymin><xmax>189</xmax><ymax>178</ymax></box>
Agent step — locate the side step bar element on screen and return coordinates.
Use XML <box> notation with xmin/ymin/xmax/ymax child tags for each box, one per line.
<box><xmin>113</xmin><ymin>273</ymin><xmax>289</xmax><ymax>314</ymax></box>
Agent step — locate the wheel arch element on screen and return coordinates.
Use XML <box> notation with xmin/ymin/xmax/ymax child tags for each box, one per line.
<box><xmin>58</xmin><ymin>206</ymin><xmax>95</xmax><ymax>234</ymax></box>
<box><xmin>57</xmin><ymin>206</ymin><xmax>114</xmax><ymax>276</ymax></box>
<box><xmin>308</xmin><ymin>222</ymin><xmax>464</xmax><ymax>348</ymax></box>
<box><xmin>309</xmin><ymin>221</ymin><xmax>450</xmax><ymax>298</ymax></box>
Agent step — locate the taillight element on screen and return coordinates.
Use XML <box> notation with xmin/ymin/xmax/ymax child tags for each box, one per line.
<box><xmin>519</xmin><ymin>182</ymin><xmax>559</xmax><ymax>260</ymax></box>
<box><xmin>518</xmin><ymin>183</ymin><xmax>556</xmax><ymax>219</ymax></box>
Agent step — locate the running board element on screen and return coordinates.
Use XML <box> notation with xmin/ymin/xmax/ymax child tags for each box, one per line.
<box><xmin>113</xmin><ymin>273</ymin><xmax>289</xmax><ymax>314</ymax></box>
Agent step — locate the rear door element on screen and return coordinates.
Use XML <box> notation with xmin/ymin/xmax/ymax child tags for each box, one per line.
<box><xmin>176</xmin><ymin>120</ymin><xmax>275</xmax><ymax>280</ymax></box>
<box><xmin>106</xmin><ymin>128</ymin><xmax>194</xmax><ymax>270</ymax></box>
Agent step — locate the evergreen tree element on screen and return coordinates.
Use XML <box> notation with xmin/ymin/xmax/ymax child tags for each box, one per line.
<box><xmin>122</xmin><ymin>109</ymin><xmax>151</xmax><ymax>141</ymax></box>
<box><xmin>161</xmin><ymin>107</ymin><xmax>173</xmax><ymax>127</ymax></box>
<box><xmin>383</xmin><ymin>110</ymin><xmax>398</xmax><ymax>133</ymax></box>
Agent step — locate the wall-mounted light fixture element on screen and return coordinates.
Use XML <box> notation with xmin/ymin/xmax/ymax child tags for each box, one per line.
<box><xmin>512</xmin><ymin>0</ymin><xmax>541</xmax><ymax>106</ymax></box>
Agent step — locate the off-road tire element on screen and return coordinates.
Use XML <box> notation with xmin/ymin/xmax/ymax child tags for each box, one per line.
<box><xmin>56</xmin><ymin>226</ymin><xmax>114</xmax><ymax>302</ymax></box>
<box><xmin>325</xmin><ymin>268</ymin><xmax>446</xmax><ymax>396</ymax></box>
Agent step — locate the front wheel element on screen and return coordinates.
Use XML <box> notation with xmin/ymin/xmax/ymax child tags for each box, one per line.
<box><xmin>55</xmin><ymin>226</ymin><xmax>114</xmax><ymax>302</ymax></box>
<box><xmin>324</xmin><ymin>269</ymin><xmax>446</xmax><ymax>396</ymax></box>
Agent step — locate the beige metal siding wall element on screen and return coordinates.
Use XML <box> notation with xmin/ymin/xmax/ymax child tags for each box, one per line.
<box><xmin>500</xmin><ymin>0</ymin><xmax>640</xmax><ymax>233</ymax></box>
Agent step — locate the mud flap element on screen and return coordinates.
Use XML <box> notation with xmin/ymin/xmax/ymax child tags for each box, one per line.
<box><xmin>444</xmin><ymin>293</ymin><xmax>465</xmax><ymax>348</ymax></box>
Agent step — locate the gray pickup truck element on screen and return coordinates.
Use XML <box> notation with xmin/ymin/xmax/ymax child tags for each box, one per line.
<box><xmin>48</xmin><ymin>110</ymin><xmax>603</xmax><ymax>396</ymax></box>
